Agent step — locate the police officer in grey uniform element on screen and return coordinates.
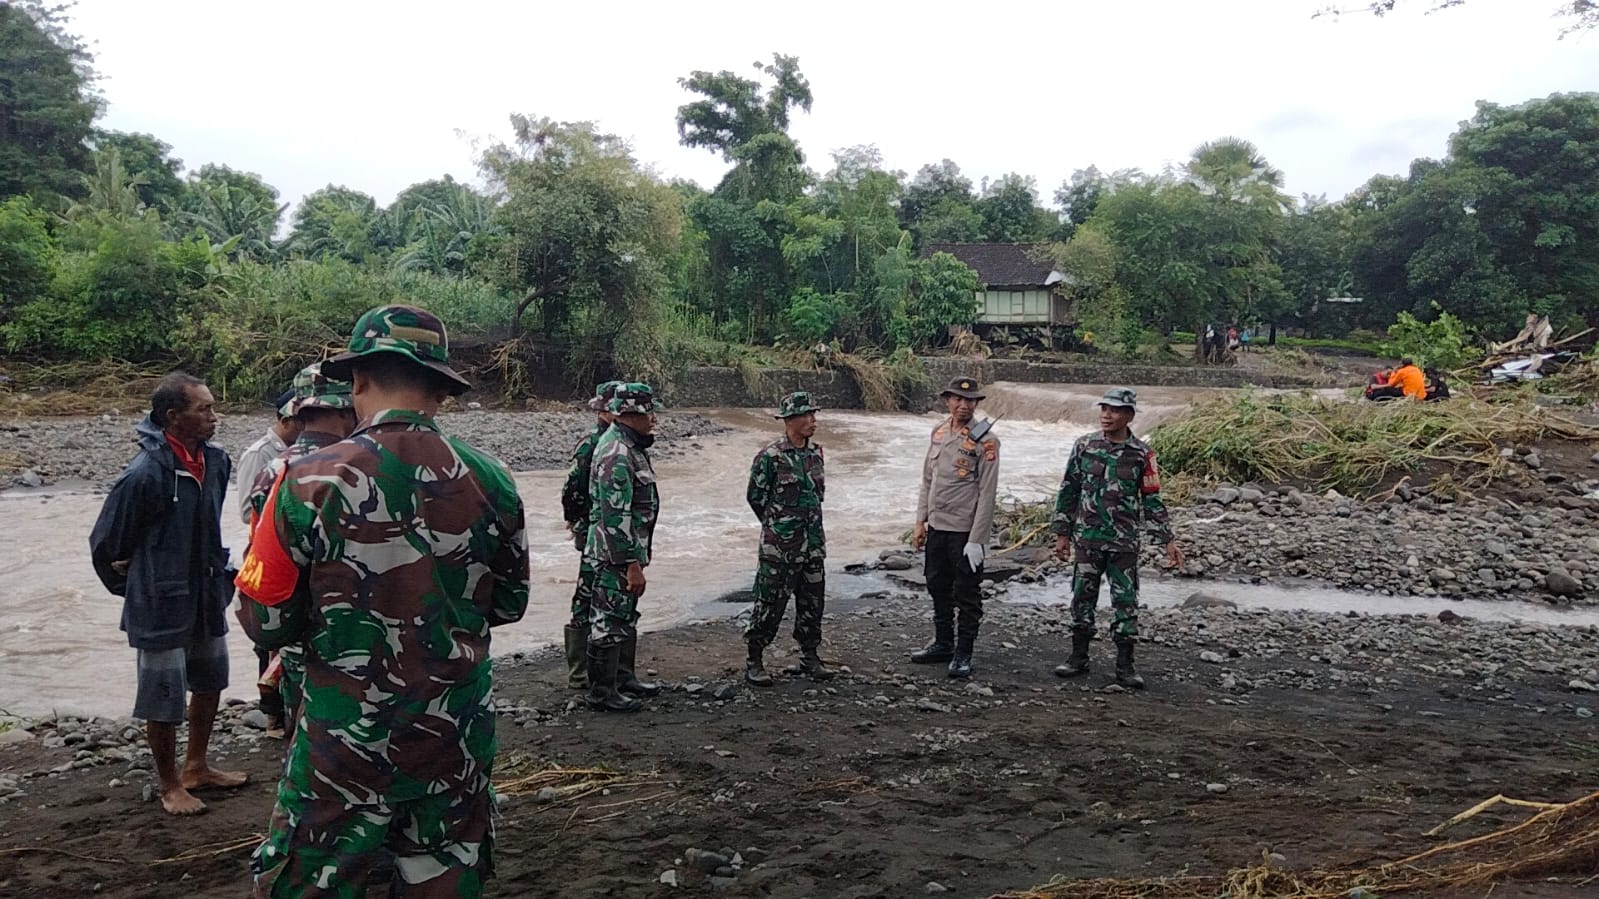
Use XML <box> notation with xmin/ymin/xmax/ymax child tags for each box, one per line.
<box><xmin>910</xmin><ymin>376</ymin><xmax>1000</xmax><ymax>678</ymax></box>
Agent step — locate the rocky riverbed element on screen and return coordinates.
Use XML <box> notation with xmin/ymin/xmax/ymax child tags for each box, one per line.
<box><xmin>3</xmin><ymin>591</ymin><xmax>1597</xmax><ymax>897</ymax></box>
<box><xmin>0</xmin><ymin>408</ymin><xmax>727</xmax><ymax>489</ymax></box>
<box><xmin>1160</xmin><ymin>481</ymin><xmax>1599</xmax><ymax>603</ymax></box>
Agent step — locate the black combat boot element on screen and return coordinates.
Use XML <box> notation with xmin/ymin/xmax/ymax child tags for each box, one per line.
<box><xmin>1054</xmin><ymin>631</ymin><xmax>1092</xmax><ymax>678</ymax></box>
<box><xmin>585</xmin><ymin>644</ymin><xmax>641</xmax><ymax>712</ymax></box>
<box><xmin>794</xmin><ymin>645</ymin><xmax>836</xmax><ymax>681</ymax></box>
<box><xmin>1114</xmin><ymin>640</ymin><xmax>1145</xmax><ymax>690</ymax></box>
<box><xmin>947</xmin><ymin>635</ymin><xmax>975</xmax><ymax>679</ymax></box>
<box><xmin>745</xmin><ymin>643</ymin><xmax>774</xmax><ymax>687</ymax></box>
<box><xmin>617</xmin><ymin>635</ymin><xmax>661</xmax><ymax>698</ymax></box>
<box><xmin>910</xmin><ymin>621</ymin><xmax>955</xmax><ymax>664</ymax></box>
<box><xmin>563</xmin><ymin>624</ymin><xmax>589</xmax><ymax>690</ymax></box>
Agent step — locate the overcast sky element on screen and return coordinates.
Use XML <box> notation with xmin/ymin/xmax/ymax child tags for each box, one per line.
<box><xmin>70</xmin><ymin>0</ymin><xmax>1598</xmax><ymax>217</ymax></box>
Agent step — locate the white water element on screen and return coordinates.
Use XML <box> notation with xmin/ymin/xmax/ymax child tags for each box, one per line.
<box><xmin>3</xmin><ymin>382</ymin><xmax>1593</xmax><ymax>718</ymax></box>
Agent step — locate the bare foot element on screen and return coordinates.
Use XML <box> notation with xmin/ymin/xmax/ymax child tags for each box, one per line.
<box><xmin>263</xmin><ymin>727</ymin><xmax>286</xmax><ymax>740</ymax></box>
<box><xmin>161</xmin><ymin>786</ymin><xmax>207</xmax><ymax>816</ymax></box>
<box><xmin>180</xmin><ymin>766</ymin><xmax>249</xmax><ymax>791</ymax></box>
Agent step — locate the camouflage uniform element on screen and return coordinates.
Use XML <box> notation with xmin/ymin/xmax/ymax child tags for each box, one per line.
<box><xmin>744</xmin><ymin>392</ymin><xmax>826</xmax><ymax>652</ymax></box>
<box><xmin>236</xmin><ymin>306</ymin><xmax>528</xmax><ymax>899</ymax></box>
<box><xmin>240</xmin><ymin>363</ymin><xmax>354</xmax><ymax>734</ymax></box>
<box><xmin>584</xmin><ymin>384</ymin><xmax>660</xmax><ymax>648</ymax></box>
<box><xmin>561</xmin><ymin>381</ymin><xmax>622</xmax><ymax>630</ymax></box>
<box><xmin>1051</xmin><ymin>389</ymin><xmax>1173</xmax><ymax>643</ymax></box>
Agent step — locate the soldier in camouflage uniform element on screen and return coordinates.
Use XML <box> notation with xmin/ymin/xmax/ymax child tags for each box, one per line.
<box><xmin>743</xmin><ymin>391</ymin><xmax>834</xmax><ymax>686</ymax></box>
<box><xmin>1051</xmin><ymin>387</ymin><xmax>1183</xmax><ymax>689</ymax></box>
<box><xmin>238</xmin><ymin>362</ymin><xmax>357</xmax><ymax>735</ymax></box>
<box><xmin>235</xmin><ymin>305</ymin><xmax>530</xmax><ymax>898</ymax></box>
<box><xmin>583</xmin><ymin>382</ymin><xmax>662</xmax><ymax>713</ymax></box>
<box><xmin>558</xmin><ymin>380</ymin><xmax>621</xmax><ymax>690</ymax></box>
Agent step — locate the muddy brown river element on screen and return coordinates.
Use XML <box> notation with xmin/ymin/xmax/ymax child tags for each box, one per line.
<box><xmin>8</xmin><ymin>382</ymin><xmax>1589</xmax><ymax>719</ymax></box>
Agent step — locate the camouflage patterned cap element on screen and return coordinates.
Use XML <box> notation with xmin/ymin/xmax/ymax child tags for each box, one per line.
<box><xmin>1099</xmin><ymin>386</ymin><xmax>1137</xmax><ymax>409</ymax></box>
<box><xmin>289</xmin><ymin>362</ymin><xmax>354</xmax><ymax>415</ymax></box>
<box><xmin>607</xmin><ymin>382</ymin><xmax>660</xmax><ymax>415</ymax></box>
<box><xmin>321</xmin><ymin>304</ymin><xmax>471</xmax><ymax>396</ymax></box>
<box><xmin>774</xmin><ymin>390</ymin><xmax>821</xmax><ymax>419</ymax></box>
<box><xmin>273</xmin><ymin>388</ymin><xmax>296</xmax><ymax>420</ymax></box>
<box><xmin>940</xmin><ymin>375</ymin><xmax>985</xmax><ymax>401</ymax></box>
<box><xmin>587</xmin><ymin>380</ymin><xmax>623</xmax><ymax>413</ymax></box>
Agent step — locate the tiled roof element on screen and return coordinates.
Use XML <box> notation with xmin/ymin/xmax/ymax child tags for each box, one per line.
<box><xmin>922</xmin><ymin>242</ymin><xmax>1058</xmax><ymax>289</ymax></box>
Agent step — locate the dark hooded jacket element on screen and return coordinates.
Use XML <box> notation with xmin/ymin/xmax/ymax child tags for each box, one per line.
<box><xmin>89</xmin><ymin>417</ymin><xmax>234</xmax><ymax>650</ymax></box>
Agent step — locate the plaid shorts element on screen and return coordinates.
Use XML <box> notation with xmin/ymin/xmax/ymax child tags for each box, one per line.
<box><xmin>133</xmin><ymin>633</ymin><xmax>229</xmax><ymax>723</ymax></box>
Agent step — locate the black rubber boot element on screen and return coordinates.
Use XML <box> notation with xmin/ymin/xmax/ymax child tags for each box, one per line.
<box><xmin>795</xmin><ymin>646</ymin><xmax>836</xmax><ymax>681</ymax></box>
<box><xmin>585</xmin><ymin>644</ymin><xmax>642</xmax><ymax>712</ymax></box>
<box><xmin>563</xmin><ymin>625</ymin><xmax>589</xmax><ymax>690</ymax></box>
<box><xmin>947</xmin><ymin>635</ymin><xmax>975</xmax><ymax>679</ymax></box>
<box><xmin>1115</xmin><ymin>640</ymin><xmax>1146</xmax><ymax>690</ymax></box>
<box><xmin>745</xmin><ymin>643</ymin><xmax>774</xmax><ymax>687</ymax></box>
<box><xmin>617</xmin><ymin>635</ymin><xmax>661</xmax><ymax>698</ymax></box>
<box><xmin>910</xmin><ymin>618</ymin><xmax>955</xmax><ymax>664</ymax></box>
<box><xmin>1054</xmin><ymin>631</ymin><xmax>1092</xmax><ymax>678</ymax></box>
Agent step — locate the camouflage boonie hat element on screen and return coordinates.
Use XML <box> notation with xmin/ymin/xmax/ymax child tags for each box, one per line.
<box><xmin>607</xmin><ymin>382</ymin><xmax>660</xmax><ymax>415</ymax></box>
<box><xmin>321</xmin><ymin>304</ymin><xmax>471</xmax><ymax>396</ymax></box>
<box><xmin>289</xmin><ymin>362</ymin><xmax>354</xmax><ymax>415</ymax></box>
<box><xmin>775</xmin><ymin>391</ymin><xmax>821</xmax><ymax>419</ymax></box>
<box><xmin>1099</xmin><ymin>387</ymin><xmax>1137</xmax><ymax>409</ymax></box>
<box><xmin>941</xmin><ymin>375</ymin><xmax>985</xmax><ymax>400</ymax></box>
<box><xmin>588</xmin><ymin>380</ymin><xmax>623</xmax><ymax>412</ymax></box>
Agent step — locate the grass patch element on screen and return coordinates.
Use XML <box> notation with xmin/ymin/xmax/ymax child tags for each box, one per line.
<box><xmin>0</xmin><ymin>360</ymin><xmax>170</xmax><ymax>417</ymax></box>
<box><xmin>1147</xmin><ymin>391</ymin><xmax>1599</xmax><ymax>498</ymax></box>
<box><xmin>1278</xmin><ymin>335</ymin><xmax>1387</xmax><ymax>356</ymax></box>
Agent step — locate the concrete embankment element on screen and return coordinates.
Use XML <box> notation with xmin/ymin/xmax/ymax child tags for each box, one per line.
<box><xmin>659</xmin><ymin>358</ymin><xmax>1317</xmax><ymax>410</ymax></box>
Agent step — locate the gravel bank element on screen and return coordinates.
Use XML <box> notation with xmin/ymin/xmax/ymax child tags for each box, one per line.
<box><xmin>1154</xmin><ymin>483</ymin><xmax>1599</xmax><ymax>604</ymax></box>
<box><xmin>0</xmin><ymin>409</ymin><xmax>727</xmax><ymax>489</ymax></box>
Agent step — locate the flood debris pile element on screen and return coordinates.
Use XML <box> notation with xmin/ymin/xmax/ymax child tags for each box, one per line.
<box><xmin>997</xmin><ymin>788</ymin><xmax>1599</xmax><ymax>899</ymax></box>
<box><xmin>1147</xmin><ymin>391</ymin><xmax>1599</xmax><ymax>499</ymax></box>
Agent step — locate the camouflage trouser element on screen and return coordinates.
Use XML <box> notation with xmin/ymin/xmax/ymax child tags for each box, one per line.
<box><xmin>745</xmin><ymin>556</ymin><xmax>825</xmax><ymax>650</ymax></box>
<box><xmin>279</xmin><ymin>644</ymin><xmax>304</xmax><ymax>735</ymax></box>
<box><xmin>251</xmin><ymin>779</ymin><xmax>494</xmax><ymax>898</ymax></box>
<box><xmin>588</xmin><ymin>562</ymin><xmax>640</xmax><ymax>647</ymax></box>
<box><xmin>1070</xmin><ymin>545</ymin><xmax>1141</xmax><ymax>642</ymax></box>
<box><xmin>569</xmin><ymin>556</ymin><xmax>597</xmax><ymax>629</ymax></box>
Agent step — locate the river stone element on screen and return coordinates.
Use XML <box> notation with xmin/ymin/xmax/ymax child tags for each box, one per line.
<box><xmin>1214</xmin><ymin>487</ymin><xmax>1241</xmax><ymax>505</ymax></box>
<box><xmin>240</xmin><ymin>710</ymin><xmax>270</xmax><ymax>730</ymax></box>
<box><xmin>1568</xmin><ymin>679</ymin><xmax>1598</xmax><ymax>693</ymax></box>
<box><xmin>1182</xmin><ymin>592</ymin><xmax>1238</xmax><ymax>610</ymax></box>
<box><xmin>1591</xmin><ymin>451</ymin><xmax>1599</xmax><ymax>466</ymax></box>
<box><xmin>1524</xmin><ymin>452</ymin><xmax>1542</xmax><ymax>470</ymax></box>
<box><xmin>1199</xmin><ymin>651</ymin><xmax>1225</xmax><ymax>664</ymax></box>
<box><xmin>1546</xmin><ymin>570</ymin><xmax>1584</xmax><ymax>598</ymax></box>
<box><xmin>16</xmin><ymin>469</ymin><xmax>43</xmax><ymax>488</ymax></box>
<box><xmin>0</xmin><ymin>728</ymin><xmax>35</xmax><ymax>745</ymax></box>
<box><xmin>877</xmin><ymin>555</ymin><xmax>914</xmax><ymax>571</ymax></box>
<box><xmin>1476</xmin><ymin>568</ymin><xmax>1497</xmax><ymax>587</ymax></box>
<box><xmin>1237</xmin><ymin>487</ymin><xmax>1265</xmax><ymax>504</ymax></box>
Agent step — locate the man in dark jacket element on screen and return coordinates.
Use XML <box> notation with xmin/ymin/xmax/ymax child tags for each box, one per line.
<box><xmin>89</xmin><ymin>371</ymin><xmax>247</xmax><ymax>816</ymax></box>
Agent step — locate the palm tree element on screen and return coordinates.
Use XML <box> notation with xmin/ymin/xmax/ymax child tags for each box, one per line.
<box><xmin>1185</xmin><ymin>137</ymin><xmax>1289</xmax><ymax>209</ymax></box>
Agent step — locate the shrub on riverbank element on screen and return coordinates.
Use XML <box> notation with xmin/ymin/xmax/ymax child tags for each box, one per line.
<box><xmin>1148</xmin><ymin>391</ymin><xmax>1599</xmax><ymax>498</ymax></box>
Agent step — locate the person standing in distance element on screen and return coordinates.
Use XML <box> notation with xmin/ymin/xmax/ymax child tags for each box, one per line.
<box><xmin>743</xmin><ymin>391</ymin><xmax>834</xmax><ymax>686</ymax></box>
<box><xmin>559</xmin><ymin>380</ymin><xmax>621</xmax><ymax>690</ymax></box>
<box><xmin>237</xmin><ymin>362</ymin><xmax>358</xmax><ymax>735</ymax></box>
<box><xmin>585</xmin><ymin>382</ymin><xmax>664</xmax><ymax>712</ymax></box>
<box><xmin>236</xmin><ymin>391</ymin><xmax>302</xmax><ymax>525</ymax></box>
<box><xmin>89</xmin><ymin>371</ymin><xmax>247</xmax><ymax>816</ymax></box>
<box><xmin>1051</xmin><ymin>387</ymin><xmax>1183</xmax><ymax>689</ymax></box>
<box><xmin>237</xmin><ymin>305</ymin><xmax>530</xmax><ymax>897</ymax></box>
<box><xmin>910</xmin><ymin>376</ymin><xmax>1000</xmax><ymax>678</ymax></box>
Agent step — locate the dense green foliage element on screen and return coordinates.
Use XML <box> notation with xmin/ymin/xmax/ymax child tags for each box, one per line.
<box><xmin>0</xmin><ymin>3</ymin><xmax>1595</xmax><ymax>404</ymax></box>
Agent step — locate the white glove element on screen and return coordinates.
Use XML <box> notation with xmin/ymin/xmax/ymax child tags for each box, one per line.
<box><xmin>963</xmin><ymin>542</ymin><xmax>985</xmax><ymax>570</ymax></box>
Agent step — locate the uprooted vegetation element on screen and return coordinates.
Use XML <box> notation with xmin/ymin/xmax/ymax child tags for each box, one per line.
<box><xmin>1147</xmin><ymin>391</ymin><xmax>1599</xmax><ymax>499</ymax></box>
<box><xmin>997</xmin><ymin>790</ymin><xmax>1599</xmax><ymax>899</ymax></box>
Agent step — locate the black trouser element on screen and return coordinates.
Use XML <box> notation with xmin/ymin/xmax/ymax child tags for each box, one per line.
<box><xmin>255</xmin><ymin>647</ymin><xmax>284</xmax><ymax>721</ymax></box>
<box><xmin>1365</xmin><ymin>386</ymin><xmax>1404</xmax><ymax>401</ymax></box>
<box><xmin>925</xmin><ymin>528</ymin><xmax>984</xmax><ymax>644</ymax></box>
